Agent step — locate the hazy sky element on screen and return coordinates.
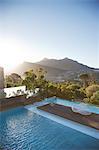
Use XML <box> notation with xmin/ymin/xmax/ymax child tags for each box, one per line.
<box><xmin>0</xmin><ymin>0</ymin><xmax>99</xmax><ymax>70</ymax></box>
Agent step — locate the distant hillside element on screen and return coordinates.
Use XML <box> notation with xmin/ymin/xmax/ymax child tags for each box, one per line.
<box><xmin>10</xmin><ymin>62</ymin><xmax>66</xmax><ymax>81</ymax></box>
<box><xmin>8</xmin><ymin>58</ymin><xmax>99</xmax><ymax>82</ymax></box>
<box><xmin>37</xmin><ymin>58</ymin><xmax>92</xmax><ymax>71</ymax></box>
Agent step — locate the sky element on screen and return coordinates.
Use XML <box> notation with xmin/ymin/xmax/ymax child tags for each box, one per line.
<box><xmin>0</xmin><ymin>0</ymin><xmax>99</xmax><ymax>71</ymax></box>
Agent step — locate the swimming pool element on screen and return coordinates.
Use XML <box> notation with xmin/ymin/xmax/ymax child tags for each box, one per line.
<box><xmin>0</xmin><ymin>107</ymin><xmax>99</xmax><ymax>150</ymax></box>
<box><xmin>44</xmin><ymin>97</ymin><xmax>99</xmax><ymax>114</ymax></box>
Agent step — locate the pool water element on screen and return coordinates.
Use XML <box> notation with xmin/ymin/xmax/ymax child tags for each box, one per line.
<box><xmin>45</xmin><ymin>97</ymin><xmax>99</xmax><ymax>114</ymax></box>
<box><xmin>0</xmin><ymin>107</ymin><xmax>99</xmax><ymax>150</ymax></box>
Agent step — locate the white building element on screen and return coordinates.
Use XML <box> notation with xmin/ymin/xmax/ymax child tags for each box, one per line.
<box><xmin>0</xmin><ymin>67</ymin><xmax>4</xmax><ymax>89</ymax></box>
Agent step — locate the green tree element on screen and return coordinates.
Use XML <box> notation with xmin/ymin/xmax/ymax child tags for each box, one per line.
<box><xmin>47</xmin><ymin>82</ymin><xmax>57</xmax><ymax>96</ymax></box>
<box><xmin>22</xmin><ymin>68</ymin><xmax>47</xmax><ymax>96</ymax></box>
<box><xmin>22</xmin><ymin>69</ymin><xmax>37</xmax><ymax>90</ymax></box>
<box><xmin>5</xmin><ymin>73</ymin><xmax>22</xmax><ymax>87</ymax></box>
<box><xmin>35</xmin><ymin>68</ymin><xmax>46</xmax><ymax>87</ymax></box>
<box><xmin>79</xmin><ymin>73</ymin><xmax>90</xmax><ymax>87</ymax></box>
<box><xmin>35</xmin><ymin>68</ymin><xmax>47</xmax><ymax>80</ymax></box>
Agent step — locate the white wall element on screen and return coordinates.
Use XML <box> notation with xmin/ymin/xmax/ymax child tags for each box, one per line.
<box><xmin>0</xmin><ymin>67</ymin><xmax>4</xmax><ymax>89</ymax></box>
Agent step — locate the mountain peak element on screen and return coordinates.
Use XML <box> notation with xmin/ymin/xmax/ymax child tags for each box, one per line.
<box><xmin>37</xmin><ymin>57</ymin><xmax>92</xmax><ymax>71</ymax></box>
<box><xmin>42</xmin><ymin>58</ymin><xmax>49</xmax><ymax>61</ymax></box>
<box><xmin>7</xmin><ymin>57</ymin><xmax>99</xmax><ymax>82</ymax></box>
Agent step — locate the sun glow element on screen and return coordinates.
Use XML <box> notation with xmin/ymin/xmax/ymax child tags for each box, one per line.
<box><xmin>0</xmin><ymin>37</ymin><xmax>25</xmax><ymax>72</ymax></box>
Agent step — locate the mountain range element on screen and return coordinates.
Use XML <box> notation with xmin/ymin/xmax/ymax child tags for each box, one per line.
<box><xmin>8</xmin><ymin>58</ymin><xmax>99</xmax><ymax>82</ymax></box>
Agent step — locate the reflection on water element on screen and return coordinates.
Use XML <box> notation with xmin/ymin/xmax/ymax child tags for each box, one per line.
<box><xmin>0</xmin><ymin>107</ymin><xmax>99</xmax><ymax>150</ymax></box>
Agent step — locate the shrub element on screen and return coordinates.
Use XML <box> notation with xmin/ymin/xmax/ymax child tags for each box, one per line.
<box><xmin>0</xmin><ymin>90</ymin><xmax>6</xmax><ymax>99</ymax></box>
<box><xmin>84</xmin><ymin>90</ymin><xmax>99</xmax><ymax>105</ymax></box>
<box><xmin>83</xmin><ymin>98</ymin><xmax>90</xmax><ymax>103</ymax></box>
<box><xmin>90</xmin><ymin>91</ymin><xmax>99</xmax><ymax>105</ymax></box>
<box><xmin>66</xmin><ymin>84</ymin><xmax>80</xmax><ymax>91</ymax></box>
<box><xmin>74</xmin><ymin>89</ymin><xmax>86</xmax><ymax>99</ymax></box>
<box><xmin>85</xmin><ymin>84</ymin><xmax>99</xmax><ymax>98</ymax></box>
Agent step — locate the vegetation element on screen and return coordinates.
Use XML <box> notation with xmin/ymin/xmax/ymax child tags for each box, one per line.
<box><xmin>90</xmin><ymin>91</ymin><xmax>99</xmax><ymax>105</ymax></box>
<box><xmin>79</xmin><ymin>73</ymin><xmax>96</xmax><ymax>87</ymax></box>
<box><xmin>5</xmin><ymin>70</ymin><xmax>99</xmax><ymax>106</ymax></box>
<box><xmin>85</xmin><ymin>84</ymin><xmax>99</xmax><ymax>97</ymax></box>
<box><xmin>0</xmin><ymin>90</ymin><xmax>6</xmax><ymax>99</ymax></box>
<box><xmin>84</xmin><ymin>84</ymin><xmax>99</xmax><ymax>105</ymax></box>
<box><xmin>5</xmin><ymin>73</ymin><xmax>22</xmax><ymax>87</ymax></box>
<box><xmin>22</xmin><ymin>69</ymin><xmax>37</xmax><ymax>91</ymax></box>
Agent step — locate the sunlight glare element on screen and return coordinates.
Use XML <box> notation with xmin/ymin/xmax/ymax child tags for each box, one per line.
<box><xmin>0</xmin><ymin>37</ymin><xmax>24</xmax><ymax>72</ymax></box>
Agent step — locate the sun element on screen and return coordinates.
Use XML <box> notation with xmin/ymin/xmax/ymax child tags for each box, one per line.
<box><xmin>0</xmin><ymin>37</ymin><xmax>24</xmax><ymax>72</ymax></box>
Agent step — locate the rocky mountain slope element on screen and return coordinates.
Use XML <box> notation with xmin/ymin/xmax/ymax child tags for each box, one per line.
<box><xmin>8</xmin><ymin>58</ymin><xmax>99</xmax><ymax>82</ymax></box>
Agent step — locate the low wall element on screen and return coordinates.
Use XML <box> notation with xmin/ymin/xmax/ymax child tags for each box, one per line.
<box><xmin>0</xmin><ymin>95</ymin><xmax>42</xmax><ymax>111</ymax></box>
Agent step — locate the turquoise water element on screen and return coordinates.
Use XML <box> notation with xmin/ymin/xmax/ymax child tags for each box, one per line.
<box><xmin>45</xmin><ymin>97</ymin><xmax>99</xmax><ymax>114</ymax></box>
<box><xmin>0</xmin><ymin>107</ymin><xmax>99</xmax><ymax>150</ymax></box>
